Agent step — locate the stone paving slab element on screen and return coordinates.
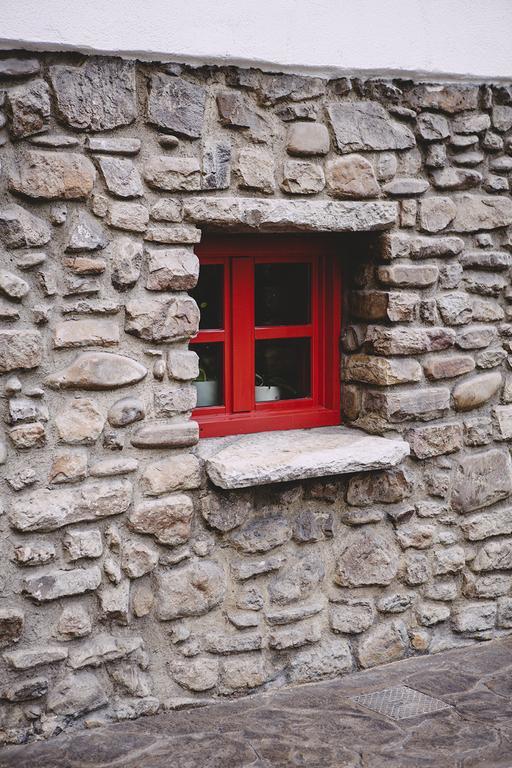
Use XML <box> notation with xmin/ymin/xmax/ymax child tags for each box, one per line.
<box><xmin>1</xmin><ymin>637</ymin><xmax>511</xmax><ymax>767</ymax></box>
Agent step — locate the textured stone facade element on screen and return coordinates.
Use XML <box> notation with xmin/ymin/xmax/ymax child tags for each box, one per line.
<box><xmin>0</xmin><ymin>52</ymin><xmax>512</xmax><ymax>744</ymax></box>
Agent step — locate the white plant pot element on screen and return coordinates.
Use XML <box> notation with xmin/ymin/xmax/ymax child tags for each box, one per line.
<box><xmin>195</xmin><ymin>380</ymin><xmax>219</xmax><ymax>407</ymax></box>
<box><xmin>255</xmin><ymin>385</ymin><xmax>281</xmax><ymax>402</ymax></box>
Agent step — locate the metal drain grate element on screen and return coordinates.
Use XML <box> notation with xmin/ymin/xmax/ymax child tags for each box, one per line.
<box><xmin>351</xmin><ymin>685</ymin><xmax>451</xmax><ymax>720</ymax></box>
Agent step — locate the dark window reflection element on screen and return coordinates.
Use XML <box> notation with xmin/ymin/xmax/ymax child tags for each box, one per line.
<box><xmin>255</xmin><ymin>338</ymin><xmax>311</xmax><ymax>401</ymax></box>
<box><xmin>192</xmin><ymin>342</ymin><xmax>223</xmax><ymax>407</ymax></box>
<box><xmin>190</xmin><ymin>264</ymin><xmax>224</xmax><ymax>329</ymax></box>
<box><xmin>255</xmin><ymin>263</ymin><xmax>311</xmax><ymax>326</ymax></box>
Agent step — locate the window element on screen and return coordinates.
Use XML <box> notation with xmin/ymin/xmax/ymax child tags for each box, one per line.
<box><xmin>190</xmin><ymin>235</ymin><xmax>342</xmax><ymax>438</ymax></box>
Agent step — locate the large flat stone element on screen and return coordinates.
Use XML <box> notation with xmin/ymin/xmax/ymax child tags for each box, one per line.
<box><xmin>183</xmin><ymin>197</ymin><xmax>397</xmax><ymax>232</ymax></box>
<box><xmin>205</xmin><ymin>426</ymin><xmax>409</xmax><ymax>489</ymax></box>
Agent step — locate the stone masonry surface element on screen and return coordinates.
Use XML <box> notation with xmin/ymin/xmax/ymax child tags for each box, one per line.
<box><xmin>0</xmin><ymin>637</ymin><xmax>511</xmax><ymax>766</ymax></box>
<box><xmin>0</xmin><ymin>53</ymin><xmax>511</xmax><ymax>746</ymax></box>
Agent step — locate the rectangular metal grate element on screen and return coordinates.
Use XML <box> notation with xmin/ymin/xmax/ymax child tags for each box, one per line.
<box><xmin>351</xmin><ymin>685</ymin><xmax>451</xmax><ymax>720</ymax></box>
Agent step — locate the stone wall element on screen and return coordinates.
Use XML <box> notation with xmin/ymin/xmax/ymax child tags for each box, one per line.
<box><xmin>0</xmin><ymin>51</ymin><xmax>512</xmax><ymax>744</ymax></box>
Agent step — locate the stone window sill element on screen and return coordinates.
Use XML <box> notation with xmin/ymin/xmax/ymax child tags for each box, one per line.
<box><xmin>194</xmin><ymin>426</ymin><xmax>410</xmax><ymax>490</ymax></box>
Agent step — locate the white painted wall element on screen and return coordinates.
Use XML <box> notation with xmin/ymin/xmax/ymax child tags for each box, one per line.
<box><xmin>1</xmin><ymin>0</ymin><xmax>511</xmax><ymax>80</ymax></box>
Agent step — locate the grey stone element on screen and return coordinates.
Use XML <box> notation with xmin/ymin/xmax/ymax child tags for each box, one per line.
<box><xmin>416</xmin><ymin>602</ymin><xmax>450</xmax><ymax>626</ymax></box>
<box><xmin>237</xmin><ymin>147</ymin><xmax>275</xmax><ymax>193</ymax></box>
<box><xmin>286</xmin><ymin>122</ymin><xmax>329</xmax><ymax>156</ymax></box>
<box><xmin>288</xmin><ymin>637</ymin><xmax>352</xmax><ymax>683</ymax></box>
<box><xmin>68</xmin><ymin>634</ymin><xmax>142</xmax><ymax>669</ymax></box>
<box><xmin>327</xmin><ymin>101</ymin><xmax>415</xmax><ymax>152</ymax></box>
<box><xmin>86</xmin><ymin>137</ymin><xmax>141</xmax><ymax>154</ymax></box>
<box><xmin>50</xmin><ymin>58</ymin><xmax>136</xmax><ymax>131</ymax></box>
<box><xmin>376</xmin><ymin>593</ymin><xmax>414</xmax><ymax>613</ymax></box>
<box><xmin>125</xmin><ymin>295</ymin><xmax>199</xmax><ymax>342</ymax></box>
<box><xmin>366</xmin><ymin>326</ymin><xmax>455</xmax><ymax>355</ymax></box>
<box><xmin>346</xmin><ymin>468</ymin><xmax>411</xmax><ymax>505</ymax></box>
<box><xmin>420</xmin><ymin>197</ymin><xmax>457</xmax><ymax>232</ymax></box>
<box><xmin>231</xmin><ymin>555</ymin><xmax>285</xmax><ymax>580</ymax></box>
<box><xmin>110</xmin><ymin>237</ymin><xmax>142</xmax><ymax>289</ymax></box>
<box><xmin>417</xmin><ymin>113</ymin><xmax>450</xmax><ymax>140</ymax></box>
<box><xmin>229</xmin><ymin>515</ymin><xmax>291</xmax><ymax>554</ymax></box>
<box><xmin>461</xmin><ymin>507</ymin><xmax>512</xmax><ymax>541</ymax></box>
<box><xmin>6</xmin><ymin>79</ymin><xmax>50</xmax><ymax>139</ymax></box>
<box><xmin>268</xmin><ymin>553</ymin><xmax>324</xmax><ymax>604</ymax></box>
<box><xmin>22</xmin><ymin>566</ymin><xmax>102</xmax><ymax>602</ymax></box>
<box><xmin>9</xmin><ymin>479</ymin><xmax>132</xmax><ymax>531</ymax></box>
<box><xmin>329</xmin><ymin>599</ymin><xmax>375</xmax><ymax>634</ymax></box>
<box><xmin>10</xmin><ymin>151</ymin><xmax>96</xmax><ymax>200</ymax></box>
<box><xmin>492</xmin><ymin>105</ymin><xmax>512</xmax><ymax>131</ymax></box>
<box><xmin>90</xmin><ymin>457</ymin><xmax>138</xmax><ymax>478</ymax></box>
<box><xmin>377</xmin><ymin>264</ymin><xmax>438</xmax><ymax>288</ymax></box>
<box><xmin>157</xmin><ymin>560</ymin><xmax>226</xmax><ymax>620</ymax></box>
<box><xmin>497</xmin><ymin>597</ymin><xmax>512</xmax><ymax>628</ymax></box>
<box><xmin>383</xmin><ymin>177</ymin><xmax>429</xmax><ymax>196</ymax></box>
<box><xmin>0</xmin><ymin>270</ymin><xmax>29</xmax><ymax>300</ymax></box>
<box><xmin>0</xmin><ymin>57</ymin><xmax>40</xmax><ymax>77</ymax></box>
<box><xmin>130</xmin><ymin>421</ymin><xmax>199</xmax><ymax>448</ymax></box>
<box><xmin>268</xmin><ymin>620</ymin><xmax>321</xmax><ymax>650</ymax></box>
<box><xmin>431</xmin><ymin>168</ymin><xmax>482</xmax><ymax>190</ymax></box>
<box><xmin>13</xmin><ymin>542</ymin><xmax>56</xmax><ymax>567</ymax></box>
<box><xmin>63</xmin><ymin>528</ymin><xmax>103</xmax><ymax>561</ymax></box>
<box><xmin>97</xmin><ymin>157</ymin><xmax>143</xmax><ymax>198</ymax></box>
<box><xmin>48</xmin><ymin>671</ymin><xmax>107</xmax><ymax>716</ymax></box>
<box><xmin>265</xmin><ymin>597</ymin><xmax>324</xmax><ymax>626</ymax></box>
<box><xmin>453</xmin><ymin>113</ymin><xmax>491</xmax><ymax>134</ymax></box>
<box><xmin>206</xmin><ymin>427</ymin><xmax>408</xmax><ymax>489</ymax></box>
<box><xmin>3</xmin><ymin>645</ymin><xmax>67</xmax><ymax>670</ymax></box>
<box><xmin>257</xmin><ymin>72</ymin><xmax>324</xmax><ymax>105</ymax></box>
<box><xmin>202</xmin><ymin>141</ymin><xmax>231</xmax><ymax>190</ymax></box>
<box><xmin>335</xmin><ymin>529</ymin><xmax>399</xmax><ymax>587</ymax></box>
<box><xmin>452</xmin><ymin>602</ymin><xmax>496</xmax><ymax>633</ymax></box>
<box><xmin>461</xmin><ymin>250</ymin><xmax>510</xmax><ymax>270</ymax></box>
<box><xmin>46</xmin><ymin>352</ymin><xmax>147</xmax><ymax>390</ymax></box>
<box><xmin>473</xmin><ymin>540</ymin><xmax>512</xmax><ymax>572</ymax></box>
<box><xmin>108</xmin><ymin>202</ymin><xmax>149</xmax><ymax>232</ymax></box>
<box><xmin>129</xmin><ymin>494</ymin><xmax>193</xmax><ymax>546</ymax></box>
<box><xmin>203</xmin><ymin>632</ymin><xmax>262</xmax><ymax>654</ymax></box>
<box><xmin>456</xmin><ymin>325</ymin><xmax>497</xmax><ymax>350</ymax></box>
<box><xmin>147</xmin><ymin>74</ymin><xmax>206</xmax><ymax>139</ymax></box>
<box><xmin>184</xmin><ymin>196</ymin><xmax>398</xmax><ymax>232</ymax></box>
<box><xmin>452</xmin><ymin>449</ymin><xmax>512</xmax><ymax>513</ymax></box>
<box><xmin>2</xmin><ymin>677</ymin><xmax>48</xmax><ymax>702</ymax></box>
<box><xmin>437</xmin><ymin>292</ymin><xmax>472</xmax><ymax>325</ymax></box>
<box><xmin>281</xmin><ymin>160</ymin><xmax>325</xmax><ymax>195</ymax></box>
<box><xmin>173</xmin><ymin>658</ymin><xmax>219</xmax><ymax>692</ymax></box>
<box><xmin>0</xmin><ymin>204</ymin><xmax>51</xmax><ymax>248</ymax></box>
<box><xmin>450</xmin><ymin>195</ymin><xmax>512</xmax><ymax>232</ymax></box>
<box><xmin>144</xmin><ymin>223</ymin><xmax>200</xmax><ymax>243</ymax></box>
<box><xmin>382</xmin><ymin>231</ymin><xmax>464</xmax><ymax>259</ymax></box>
<box><xmin>143</xmin><ymin>156</ymin><xmax>201</xmax><ymax>192</ymax></box>
<box><xmin>145</xmin><ymin>247</ymin><xmax>199</xmax><ymax>291</ymax></box>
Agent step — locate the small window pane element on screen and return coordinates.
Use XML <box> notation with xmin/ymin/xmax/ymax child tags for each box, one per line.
<box><xmin>190</xmin><ymin>264</ymin><xmax>224</xmax><ymax>329</ymax></box>
<box><xmin>192</xmin><ymin>343</ymin><xmax>223</xmax><ymax>407</ymax></box>
<box><xmin>255</xmin><ymin>263</ymin><xmax>311</xmax><ymax>326</ymax></box>
<box><xmin>255</xmin><ymin>338</ymin><xmax>311</xmax><ymax>401</ymax></box>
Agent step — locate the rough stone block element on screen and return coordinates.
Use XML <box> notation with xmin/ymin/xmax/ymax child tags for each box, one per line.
<box><xmin>157</xmin><ymin>560</ymin><xmax>226</xmax><ymax>620</ymax></box>
<box><xmin>129</xmin><ymin>494</ymin><xmax>193</xmax><ymax>545</ymax></box>
<box><xmin>452</xmin><ymin>449</ymin><xmax>512</xmax><ymax>513</ymax></box>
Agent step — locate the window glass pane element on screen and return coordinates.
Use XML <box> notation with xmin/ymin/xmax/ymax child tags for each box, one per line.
<box><xmin>192</xmin><ymin>343</ymin><xmax>223</xmax><ymax>407</ymax></box>
<box><xmin>255</xmin><ymin>338</ymin><xmax>311</xmax><ymax>401</ymax></box>
<box><xmin>190</xmin><ymin>264</ymin><xmax>224</xmax><ymax>329</ymax></box>
<box><xmin>255</xmin><ymin>263</ymin><xmax>311</xmax><ymax>326</ymax></box>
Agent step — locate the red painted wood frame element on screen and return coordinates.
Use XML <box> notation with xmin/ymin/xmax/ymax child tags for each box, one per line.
<box><xmin>191</xmin><ymin>234</ymin><xmax>342</xmax><ymax>438</ymax></box>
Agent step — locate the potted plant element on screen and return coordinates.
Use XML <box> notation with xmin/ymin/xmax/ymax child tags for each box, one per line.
<box><xmin>255</xmin><ymin>373</ymin><xmax>281</xmax><ymax>402</ymax></box>
<box><xmin>194</xmin><ymin>367</ymin><xmax>219</xmax><ymax>407</ymax></box>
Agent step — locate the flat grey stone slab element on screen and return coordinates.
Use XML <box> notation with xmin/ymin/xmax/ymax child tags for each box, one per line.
<box><xmin>183</xmin><ymin>196</ymin><xmax>398</xmax><ymax>232</ymax></box>
<box><xmin>204</xmin><ymin>426</ymin><xmax>410</xmax><ymax>489</ymax></box>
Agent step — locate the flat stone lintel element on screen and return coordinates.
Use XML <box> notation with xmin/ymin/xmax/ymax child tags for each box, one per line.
<box><xmin>202</xmin><ymin>426</ymin><xmax>410</xmax><ymax>489</ymax></box>
<box><xmin>183</xmin><ymin>197</ymin><xmax>398</xmax><ymax>233</ymax></box>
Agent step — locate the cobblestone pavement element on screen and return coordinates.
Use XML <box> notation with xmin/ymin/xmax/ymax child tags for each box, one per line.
<box><xmin>1</xmin><ymin>637</ymin><xmax>511</xmax><ymax>767</ymax></box>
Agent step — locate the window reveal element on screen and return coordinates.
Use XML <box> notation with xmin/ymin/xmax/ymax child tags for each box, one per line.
<box><xmin>190</xmin><ymin>235</ymin><xmax>342</xmax><ymax>438</ymax></box>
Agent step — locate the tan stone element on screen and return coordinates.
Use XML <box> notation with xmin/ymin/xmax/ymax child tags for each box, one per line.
<box><xmin>358</xmin><ymin>621</ymin><xmax>408</xmax><ymax>668</ymax></box>
<box><xmin>343</xmin><ymin>355</ymin><xmax>422</xmax><ymax>386</ymax></box>
<box><xmin>423</xmin><ymin>354</ymin><xmax>475</xmax><ymax>380</ymax></box>
<box><xmin>325</xmin><ymin>155</ymin><xmax>380</xmax><ymax>199</ymax></box>
<box><xmin>53</xmin><ymin>320</ymin><xmax>119</xmax><ymax>349</ymax></box>
<box><xmin>407</xmin><ymin>423</ymin><xmax>463</xmax><ymax>459</ymax></box>
<box><xmin>419</xmin><ymin>197</ymin><xmax>457</xmax><ymax>232</ymax></box>
<box><xmin>143</xmin><ymin>156</ymin><xmax>201</xmax><ymax>191</ymax></box>
<box><xmin>286</xmin><ymin>122</ymin><xmax>329</xmax><ymax>156</ymax></box>
<box><xmin>55</xmin><ymin>398</ymin><xmax>105</xmax><ymax>445</ymax></box>
<box><xmin>141</xmin><ymin>455</ymin><xmax>202</xmax><ymax>496</ymax></box>
<box><xmin>49</xmin><ymin>451</ymin><xmax>88</xmax><ymax>485</ymax></box>
<box><xmin>452</xmin><ymin>372</ymin><xmax>502</xmax><ymax>411</ymax></box>
<box><xmin>237</xmin><ymin>147</ymin><xmax>275</xmax><ymax>193</ymax></box>
<box><xmin>9</xmin><ymin>151</ymin><xmax>96</xmax><ymax>200</ymax></box>
<box><xmin>129</xmin><ymin>494</ymin><xmax>193</xmax><ymax>545</ymax></box>
<box><xmin>280</xmin><ymin>161</ymin><xmax>325</xmax><ymax>195</ymax></box>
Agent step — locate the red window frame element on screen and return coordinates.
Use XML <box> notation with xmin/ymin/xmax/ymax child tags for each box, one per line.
<box><xmin>191</xmin><ymin>234</ymin><xmax>342</xmax><ymax>438</ymax></box>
